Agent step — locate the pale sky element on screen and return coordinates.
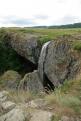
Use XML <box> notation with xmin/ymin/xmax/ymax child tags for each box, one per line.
<box><xmin>0</xmin><ymin>0</ymin><xmax>81</xmax><ymax>27</ymax></box>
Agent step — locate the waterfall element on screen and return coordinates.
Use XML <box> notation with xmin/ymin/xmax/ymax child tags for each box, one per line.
<box><xmin>38</xmin><ymin>41</ymin><xmax>51</xmax><ymax>83</ymax></box>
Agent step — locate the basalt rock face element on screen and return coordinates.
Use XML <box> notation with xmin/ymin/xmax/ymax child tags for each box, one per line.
<box><xmin>38</xmin><ymin>37</ymin><xmax>81</xmax><ymax>88</ymax></box>
<box><xmin>7</xmin><ymin>32</ymin><xmax>42</xmax><ymax>65</ymax></box>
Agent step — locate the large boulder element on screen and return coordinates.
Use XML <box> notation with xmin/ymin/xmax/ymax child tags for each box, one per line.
<box><xmin>19</xmin><ymin>70</ymin><xmax>43</xmax><ymax>93</ymax></box>
<box><xmin>0</xmin><ymin>107</ymin><xmax>29</xmax><ymax>121</ymax></box>
<box><xmin>0</xmin><ymin>90</ymin><xmax>29</xmax><ymax>121</ymax></box>
<box><xmin>0</xmin><ymin>70</ymin><xmax>21</xmax><ymax>89</ymax></box>
<box><xmin>7</xmin><ymin>32</ymin><xmax>42</xmax><ymax>64</ymax></box>
<box><xmin>38</xmin><ymin>36</ymin><xmax>81</xmax><ymax>89</ymax></box>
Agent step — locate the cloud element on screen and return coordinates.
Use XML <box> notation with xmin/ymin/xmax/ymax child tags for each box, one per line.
<box><xmin>0</xmin><ymin>16</ymin><xmax>36</xmax><ymax>26</ymax></box>
<box><xmin>57</xmin><ymin>0</ymin><xmax>65</xmax><ymax>3</ymax></box>
<box><xmin>9</xmin><ymin>19</ymin><xmax>35</xmax><ymax>26</ymax></box>
<box><xmin>34</xmin><ymin>15</ymin><xmax>49</xmax><ymax>20</ymax></box>
<box><xmin>60</xmin><ymin>15</ymin><xmax>80</xmax><ymax>25</ymax></box>
<box><xmin>0</xmin><ymin>15</ymin><xmax>49</xmax><ymax>27</ymax></box>
<box><xmin>50</xmin><ymin>15</ymin><xmax>81</xmax><ymax>25</ymax></box>
<box><xmin>0</xmin><ymin>15</ymin><xmax>81</xmax><ymax>27</ymax></box>
<box><xmin>0</xmin><ymin>0</ymin><xmax>81</xmax><ymax>27</ymax></box>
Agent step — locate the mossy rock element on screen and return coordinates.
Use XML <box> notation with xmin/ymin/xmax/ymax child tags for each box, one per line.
<box><xmin>0</xmin><ymin>70</ymin><xmax>21</xmax><ymax>89</ymax></box>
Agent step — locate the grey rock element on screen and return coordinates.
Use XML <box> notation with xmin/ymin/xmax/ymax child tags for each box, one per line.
<box><xmin>19</xmin><ymin>70</ymin><xmax>43</xmax><ymax>93</ymax></box>
<box><xmin>1</xmin><ymin>101</ymin><xmax>16</xmax><ymax>113</ymax></box>
<box><xmin>8</xmin><ymin>33</ymin><xmax>42</xmax><ymax>64</ymax></box>
<box><xmin>0</xmin><ymin>91</ymin><xmax>9</xmax><ymax>102</ymax></box>
<box><xmin>38</xmin><ymin>38</ymin><xmax>81</xmax><ymax>88</ymax></box>
<box><xmin>30</xmin><ymin>110</ymin><xmax>53</xmax><ymax>121</ymax></box>
<box><xmin>0</xmin><ymin>107</ymin><xmax>28</xmax><ymax>121</ymax></box>
<box><xmin>26</xmin><ymin>98</ymin><xmax>47</xmax><ymax>108</ymax></box>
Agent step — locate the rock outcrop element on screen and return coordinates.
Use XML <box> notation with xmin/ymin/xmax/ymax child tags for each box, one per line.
<box><xmin>19</xmin><ymin>70</ymin><xmax>43</xmax><ymax>93</ymax></box>
<box><xmin>38</xmin><ymin>37</ymin><xmax>81</xmax><ymax>88</ymax></box>
<box><xmin>0</xmin><ymin>90</ymin><xmax>53</xmax><ymax>121</ymax></box>
<box><xmin>7</xmin><ymin>32</ymin><xmax>42</xmax><ymax>64</ymax></box>
<box><xmin>0</xmin><ymin>70</ymin><xmax>21</xmax><ymax>89</ymax></box>
<box><xmin>0</xmin><ymin>91</ymin><xmax>29</xmax><ymax>121</ymax></box>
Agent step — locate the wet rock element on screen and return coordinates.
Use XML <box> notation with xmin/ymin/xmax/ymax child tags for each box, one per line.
<box><xmin>38</xmin><ymin>38</ymin><xmax>81</xmax><ymax>88</ymax></box>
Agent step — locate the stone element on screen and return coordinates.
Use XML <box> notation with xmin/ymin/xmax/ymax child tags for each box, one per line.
<box><xmin>0</xmin><ymin>91</ymin><xmax>9</xmax><ymax>102</ymax></box>
<box><xmin>8</xmin><ymin>32</ymin><xmax>42</xmax><ymax>64</ymax></box>
<box><xmin>0</xmin><ymin>70</ymin><xmax>21</xmax><ymax>89</ymax></box>
<box><xmin>38</xmin><ymin>37</ymin><xmax>81</xmax><ymax>88</ymax></box>
<box><xmin>1</xmin><ymin>101</ymin><xmax>16</xmax><ymax>112</ymax></box>
<box><xmin>26</xmin><ymin>99</ymin><xmax>47</xmax><ymax>108</ymax></box>
<box><xmin>30</xmin><ymin>110</ymin><xmax>53</xmax><ymax>121</ymax></box>
<box><xmin>0</xmin><ymin>107</ymin><xmax>28</xmax><ymax>121</ymax></box>
<box><xmin>60</xmin><ymin>116</ymin><xmax>81</xmax><ymax>121</ymax></box>
<box><xmin>19</xmin><ymin>70</ymin><xmax>43</xmax><ymax>93</ymax></box>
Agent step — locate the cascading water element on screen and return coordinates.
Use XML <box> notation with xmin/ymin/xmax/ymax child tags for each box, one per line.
<box><xmin>38</xmin><ymin>41</ymin><xmax>54</xmax><ymax>91</ymax></box>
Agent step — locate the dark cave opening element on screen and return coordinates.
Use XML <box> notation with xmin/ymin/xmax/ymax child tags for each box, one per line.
<box><xmin>17</xmin><ymin>55</ymin><xmax>37</xmax><ymax>76</ymax></box>
<box><xmin>43</xmin><ymin>73</ymin><xmax>55</xmax><ymax>91</ymax></box>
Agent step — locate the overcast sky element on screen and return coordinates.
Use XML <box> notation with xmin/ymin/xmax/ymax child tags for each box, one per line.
<box><xmin>0</xmin><ymin>0</ymin><xmax>81</xmax><ymax>27</ymax></box>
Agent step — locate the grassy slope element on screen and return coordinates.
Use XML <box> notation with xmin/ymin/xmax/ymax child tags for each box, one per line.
<box><xmin>8</xmin><ymin>27</ymin><xmax>81</xmax><ymax>38</ymax></box>
<box><xmin>45</xmin><ymin>79</ymin><xmax>81</xmax><ymax>119</ymax></box>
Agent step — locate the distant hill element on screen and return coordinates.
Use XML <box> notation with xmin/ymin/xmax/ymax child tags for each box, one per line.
<box><xmin>48</xmin><ymin>23</ymin><xmax>81</xmax><ymax>29</ymax></box>
<box><xmin>33</xmin><ymin>23</ymin><xmax>81</xmax><ymax>29</ymax></box>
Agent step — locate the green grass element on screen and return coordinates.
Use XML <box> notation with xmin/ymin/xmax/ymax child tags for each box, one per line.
<box><xmin>16</xmin><ymin>28</ymin><xmax>81</xmax><ymax>37</ymax></box>
<box><xmin>72</xmin><ymin>41</ymin><xmax>81</xmax><ymax>51</ymax></box>
<box><xmin>45</xmin><ymin>79</ymin><xmax>81</xmax><ymax>117</ymax></box>
<box><xmin>2</xmin><ymin>27</ymin><xmax>81</xmax><ymax>39</ymax></box>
